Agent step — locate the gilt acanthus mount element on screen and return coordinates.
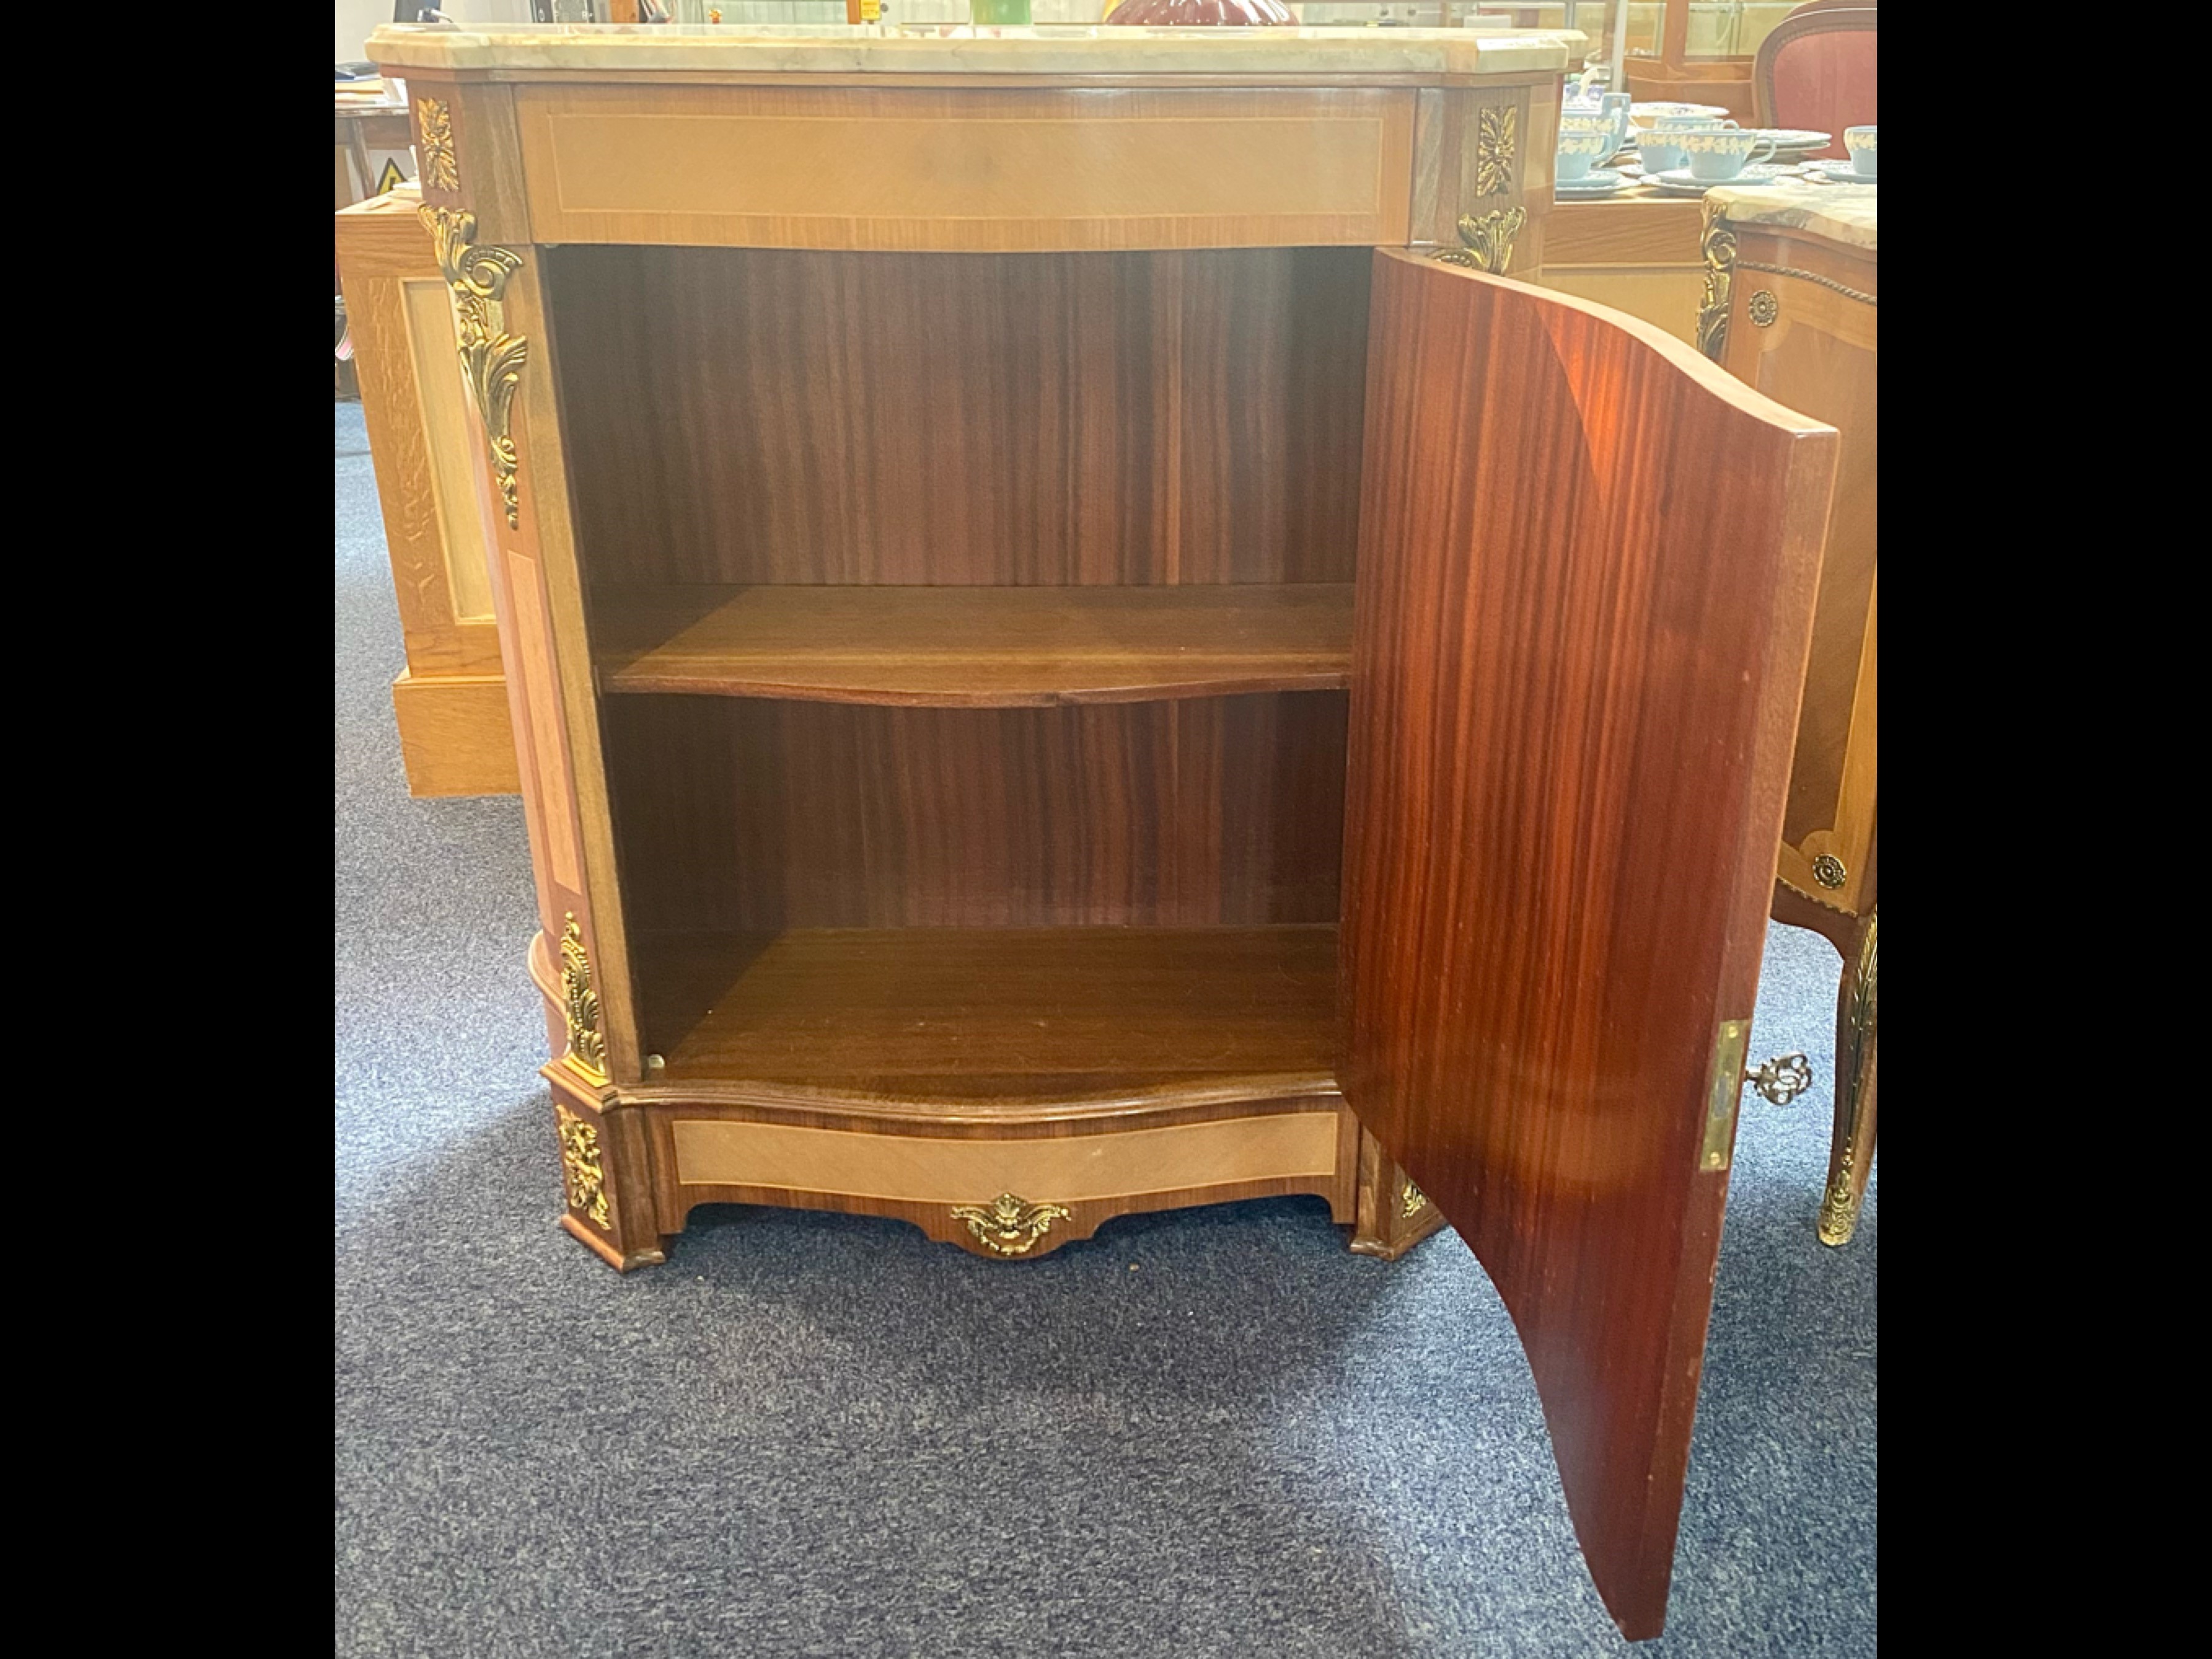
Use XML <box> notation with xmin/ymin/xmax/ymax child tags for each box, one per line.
<box><xmin>949</xmin><ymin>1194</ymin><xmax>1073</xmax><ymax>1257</ymax></box>
<box><xmin>1435</xmin><ymin>206</ymin><xmax>1528</xmax><ymax>276</ymax></box>
<box><xmin>559</xmin><ymin>912</ymin><xmax>609</xmax><ymax>1083</ymax></box>
<box><xmin>420</xmin><ymin>206</ymin><xmax>529</xmax><ymax>530</ymax></box>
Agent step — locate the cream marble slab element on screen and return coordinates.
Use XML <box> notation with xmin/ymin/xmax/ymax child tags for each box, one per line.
<box><xmin>368</xmin><ymin>22</ymin><xmax>1582</xmax><ymax>79</ymax></box>
<box><xmin>1704</xmin><ymin>182</ymin><xmax>1877</xmax><ymax>253</ymax></box>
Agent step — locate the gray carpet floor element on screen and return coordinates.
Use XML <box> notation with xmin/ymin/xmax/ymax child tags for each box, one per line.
<box><xmin>335</xmin><ymin>401</ymin><xmax>1875</xmax><ymax>1658</ymax></box>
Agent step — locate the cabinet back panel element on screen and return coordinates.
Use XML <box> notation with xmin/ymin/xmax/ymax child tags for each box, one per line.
<box><xmin>546</xmin><ymin>247</ymin><xmax>1370</xmax><ymax>587</ymax></box>
<box><xmin>604</xmin><ymin>694</ymin><xmax>1346</xmax><ymax>931</ymax></box>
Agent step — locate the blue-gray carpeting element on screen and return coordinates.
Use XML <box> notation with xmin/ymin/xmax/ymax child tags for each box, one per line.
<box><xmin>335</xmin><ymin>401</ymin><xmax>1875</xmax><ymax>1658</ymax></box>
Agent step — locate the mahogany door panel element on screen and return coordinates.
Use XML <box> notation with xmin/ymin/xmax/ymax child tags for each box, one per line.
<box><xmin>1340</xmin><ymin>251</ymin><xmax>1836</xmax><ymax>1639</ymax></box>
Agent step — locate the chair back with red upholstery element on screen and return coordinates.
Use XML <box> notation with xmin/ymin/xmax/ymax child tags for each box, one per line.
<box><xmin>1754</xmin><ymin>5</ymin><xmax>1877</xmax><ymax>159</ymax></box>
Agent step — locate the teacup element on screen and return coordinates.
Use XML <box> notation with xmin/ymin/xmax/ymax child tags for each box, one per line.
<box><xmin>1675</xmin><ymin>126</ymin><xmax>1780</xmax><ymax>181</ymax></box>
<box><xmin>1845</xmin><ymin>125</ymin><xmax>1877</xmax><ymax>176</ymax></box>
<box><xmin>1563</xmin><ymin>93</ymin><xmax>1631</xmax><ymax>148</ymax></box>
<box><xmin>1558</xmin><ymin>116</ymin><xmax>1622</xmax><ymax>168</ymax></box>
<box><xmin>1644</xmin><ymin>112</ymin><xmax>1734</xmax><ymax>171</ymax></box>
<box><xmin>1555</xmin><ymin>129</ymin><xmax>1618</xmax><ymax>181</ymax></box>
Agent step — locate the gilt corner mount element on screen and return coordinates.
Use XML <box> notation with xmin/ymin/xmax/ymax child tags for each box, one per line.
<box><xmin>420</xmin><ymin>205</ymin><xmax>528</xmax><ymax>530</ymax></box>
<box><xmin>1436</xmin><ymin>206</ymin><xmax>1528</xmax><ymax>276</ymax></box>
<box><xmin>559</xmin><ymin>913</ymin><xmax>609</xmax><ymax>1083</ymax></box>
<box><xmin>1695</xmin><ymin>199</ymin><xmax>1737</xmax><ymax>362</ymax></box>
<box><xmin>414</xmin><ymin>95</ymin><xmax>459</xmax><ymax>192</ymax></box>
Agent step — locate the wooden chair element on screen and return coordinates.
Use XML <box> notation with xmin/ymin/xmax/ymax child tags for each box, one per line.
<box><xmin>1754</xmin><ymin>4</ymin><xmax>1878</xmax><ymax>159</ymax></box>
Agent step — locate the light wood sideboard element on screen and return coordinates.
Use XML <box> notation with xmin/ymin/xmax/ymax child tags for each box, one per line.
<box><xmin>370</xmin><ymin>21</ymin><xmax>1837</xmax><ymax>1640</ymax></box>
<box><xmin>337</xmin><ymin>186</ymin><xmax>519</xmax><ymax>797</ymax></box>
<box><xmin>1540</xmin><ymin>191</ymin><xmax>1708</xmax><ymax>343</ymax></box>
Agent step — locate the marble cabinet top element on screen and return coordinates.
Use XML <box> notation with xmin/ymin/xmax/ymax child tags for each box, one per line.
<box><xmin>367</xmin><ymin>22</ymin><xmax>1582</xmax><ymax>79</ymax></box>
<box><xmin>1704</xmin><ymin>182</ymin><xmax>1877</xmax><ymax>254</ymax></box>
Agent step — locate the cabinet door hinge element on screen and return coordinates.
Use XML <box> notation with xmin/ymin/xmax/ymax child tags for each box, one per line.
<box><xmin>1700</xmin><ymin>1019</ymin><xmax>1750</xmax><ymax>1172</ymax></box>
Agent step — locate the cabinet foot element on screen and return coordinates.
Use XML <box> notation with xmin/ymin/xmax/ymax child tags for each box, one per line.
<box><xmin>559</xmin><ymin>1213</ymin><xmax>667</xmax><ymax>1273</ymax></box>
<box><xmin>544</xmin><ymin>1065</ymin><xmax>667</xmax><ymax>1270</ymax></box>
<box><xmin>1349</xmin><ymin>1128</ymin><xmax>1448</xmax><ymax>1260</ymax></box>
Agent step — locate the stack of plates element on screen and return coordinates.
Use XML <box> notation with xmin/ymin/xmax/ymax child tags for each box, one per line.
<box><xmin>1555</xmin><ymin>168</ymin><xmax>1630</xmax><ymax>198</ymax></box>
<box><xmin>1628</xmin><ymin>101</ymin><xmax>1731</xmax><ymax>126</ymax></box>
<box><xmin>1645</xmin><ymin>164</ymin><xmax>1802</xmax><ymax>197</ymax></box>
<box><xmin>1752</xmin><ymin>129</ymin><xmax>1834</xmax><ymax>163</ymax></box>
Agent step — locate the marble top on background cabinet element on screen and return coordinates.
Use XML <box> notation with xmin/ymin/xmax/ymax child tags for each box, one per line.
<box><xmin>367</xmin><ymin>22</ymin><xmax>1583</xmax><ymax>79</ymax></box>
<box><xmin>1704</xmin><ymin>182</ymin><xmax>1877</xmax><ymax>254</ymax></box>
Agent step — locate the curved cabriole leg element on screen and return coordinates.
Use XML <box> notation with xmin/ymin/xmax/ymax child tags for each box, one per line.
<box><xmin>1818</xmin><ymin>908</ymin><xmax>1878</xmax><ymax>1245</ymax></box>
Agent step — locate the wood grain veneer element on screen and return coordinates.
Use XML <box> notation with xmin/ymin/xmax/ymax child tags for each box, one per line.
<box><xmin>1341</xmin><ymin>251</ymin><xmax>1836</xmax><ymax>1639</ymax></box>
<box><xmin>603</xmin><ymin>692</ymin><xmax>1347</xmax><ymax>933</ymax></box>
<box><xmin>669</xmin><ymin>1111</ymin><xmax>1342</xmax><ymax>1199</ymax></box>
<box><xmin>546</xmin><ymin>245</ymin><xmax>1370</xmax><ymax>589</ymax></box>
<box><xmin>514</xmin><ymin>84</ymin><xmax>1414</xmax><ymax>251</ymax></box>
<box><xmin>649</xmin><ymin>1097</ymin><xmax>1362</xmax><ymax>1261</ymax></box>
<box><xmin>638</xmin><ymin>925</ymin><xmax>1339</xmax><ymax>1104</ymax></box>
<box><xmin>591</xmin><ymin>583</ymin><xmax>1353</xmax><ymax>705</ymax></box>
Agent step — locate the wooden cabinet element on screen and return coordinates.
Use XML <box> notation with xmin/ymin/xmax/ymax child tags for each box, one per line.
<box><xmin>1700</xmin><ymin>187</ymin><xmax>1877</xmax><ymax>1245</ymax></box>
<box><xmin>372</xmin><ymin>23</ymin><xmax>1837</xmax><ymax>1640</ymax></box>
<box><xmin>336</xmin><ymin>188</ymin><xmax>519</xmax><ymax>798</ymax></box>
<box><xmin>1541</xmin><ymin>193</ymin><xmax>1709</xmax><ymax>343</ymax></box>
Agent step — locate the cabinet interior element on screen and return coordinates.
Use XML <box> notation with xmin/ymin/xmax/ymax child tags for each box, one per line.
<box><xmin>544</xmin><ymin>245</ymin><xmax>1376</xmax><ymax>1098</ymax></box>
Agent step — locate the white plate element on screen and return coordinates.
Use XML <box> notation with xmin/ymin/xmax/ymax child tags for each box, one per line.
<box><xmin>1556</xmin><ymin>168</ymin><xmax>1628</xmax><ymax>194</ymax></box>
<box><xmin>1813</xmin><ymin>163</ymin><xmax>1878</xmax><ymax>184</ymax></box>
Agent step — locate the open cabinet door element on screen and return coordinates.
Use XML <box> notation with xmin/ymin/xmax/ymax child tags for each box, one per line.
<box><xmin>1340</xmin><ymin>251</ymin><xmax>1837</xmax><ymax>1640</ymax></box>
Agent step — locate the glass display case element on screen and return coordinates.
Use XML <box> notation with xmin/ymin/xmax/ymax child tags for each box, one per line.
<box><xmin>1624</xmin><ymin>0</ymin><xmax>1799</xmax><ymax>58</ymax></box>
<box><xmin>1617</xmin><ymin>0</ymin><xmax>1800</xmax><ymax>119</ymax></box>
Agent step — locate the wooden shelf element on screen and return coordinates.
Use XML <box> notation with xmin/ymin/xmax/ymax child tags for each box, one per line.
<box><xmin>640</xmin><ymin>926</ymin><xmax>1339</xmax><ymax>1104</ymax></box>
<box><xmin>592</xmin><ymin>584</ymin><xmax>1354</xmax><ymax>707</ymax></box>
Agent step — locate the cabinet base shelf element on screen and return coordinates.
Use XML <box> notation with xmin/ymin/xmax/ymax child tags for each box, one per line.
<box><xmin>638</xmin><ymin>925</ymin><xmax>1342</xmax><ymax>1108</ymax></box>
<box><xmin>531</xmin><ymin>925</ymin><xmax>1433</xmax><ymax>1262</ymax></box>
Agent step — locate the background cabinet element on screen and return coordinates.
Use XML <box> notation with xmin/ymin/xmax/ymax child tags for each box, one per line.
<box><xmin>1702</xmin><ymin>190</ymin><xmax>1878</xmax><ymax>1245</ymax></box>
<box><xmin>337</xmin><ymin>187</ymin><xmax>519</xmax><ymax>798</ymax></box>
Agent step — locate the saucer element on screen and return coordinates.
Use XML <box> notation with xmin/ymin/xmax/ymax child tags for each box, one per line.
<box><xmin>1814</xmin><ymin>163</ymin><xmax>1878</xmax><ymax>184</ymax></box>
<box><xmin>1647</xmin><ymin>165</ymin><xmax>1799</xmax><ymax>195</ymax></box>
<box><xmin>1555</xmin><ymin>168</ymin><xmax>1627</xmax><ymax>194</ymax></box>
